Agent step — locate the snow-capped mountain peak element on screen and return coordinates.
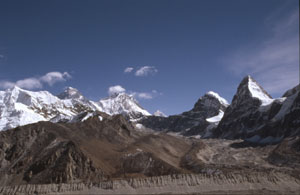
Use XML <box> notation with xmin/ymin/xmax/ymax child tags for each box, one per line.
<box><xmin>0</xmin><ymin>87</ymin><xmax>151</xmax><ymax>131</ymax></box>
<box><xmin>205</xmin><ymin>91</ymin><xmax>229</xmax><ymax>106</ymax></box>
<box><xmin>0</xmin><ymin>86</ymin><xmax>76</xmax><ymax>130</ymax></box>
<box><xmin>247</xmin><ymin>76</ymin><xmax>274</xmax><ymax>106</ymax></box>
<box><xmin>192</xmin><ymin>91</ymin><xmax>229</xmax><ymax>114</ymax></box>
<box><xmin>153</xmin><ymin>110</ymin><xmax>167</xmax><ymax>117</ymax></box>
<box><xmin>57</xmin><ymin>87</ymin><xmax>84</xmax><ymax>100</ymax></box>
<box><xmin>231</xmin><ymin>75</ymin><xmax>274</xmax><ymax>108</ymax></box>
<box><xmin>97</xmin><ymin>92</ymin><xmax>151</xmax><ymax>118</ymax></box>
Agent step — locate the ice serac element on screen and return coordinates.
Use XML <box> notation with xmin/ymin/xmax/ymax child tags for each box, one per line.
<box><xmin>140</xmin><ymin>91</ymin><xmax>229</xmax><ymax>137</ymax></box>
<box><xmin>96</xmin><ymin>92</ymin><xmax>151</xmax><ymax>120</ymax></box>
<box><xmin>214</xmin><ymin>76</ymin><xmax>300</xmax><ymax>142</ymax></box>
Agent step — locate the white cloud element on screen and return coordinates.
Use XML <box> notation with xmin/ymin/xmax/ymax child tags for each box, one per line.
<box><xmin>124</xmin><ymin>67</ymin><xmax>134</xmax><ymax>73</ymax></box>
<box><xmin>130</xmin><ymin>89</ymin><xmax>161</xmax><ymax>100</ymax></box>
<box><xmin>132</xmin><ymin>92</ymin><xmax>153</xmax><ymax>99</ymax></box>
<box><xmin>224</xmin><ymin>8</ymin><xmax>299</xmax><ymax>95</ymax></box>
<box><xmin>16</xmin><ymin>78</ymin><xmax>42</xmax><ymax>89</ymax></box>
<box><xmin>40</xmin><ymin>72</ymin><xmax>71</xmax><ymax>86</ymax></box>
<box><xmin>108</xmin><ymin>85</ymin><xmax>126</xmax><ymax>96</ymax></box>
<box><xmin>107</xmin><ymin>85</ymin><xmax>161</xmax><ymax>100</ymax></box>
<box><xmin>135</xmin><ymin>66</ymin><xmax>158</xmax><ymax>77</ymax></box>
<box><xmin>0</xmin><ymin>81</ymin><xmax>15</xmax><ymax>89</ymax></box>
<box><xmin>0</xmin><ymin>71</ymin><xmax>72</xmax><ymax>90</ymax></box>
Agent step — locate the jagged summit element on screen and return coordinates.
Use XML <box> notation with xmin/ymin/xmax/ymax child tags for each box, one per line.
<box><xmin>231</xmin><ymin>75</ymin><xmax>273</xmax><ymax>107</ymax></box>
<box><xmin>97</xmin><ymin>92</ymin><xmax>151</xmax><ymax>118</ymax></box>
<box><xmin>0</xmin><ymin>87</ymin><xmax>75</xmax><ymax>130</ymax></box>
<box><xmin>205</xmin><ymin>91</ymin><xmax>229</xmax><ymax>106</ymax></box>
<box><xmin>0</xmin><ymin>87</ymin><xmax>151</xmax><ymax>131</ymax></box>
<box><xmin>57</xmin><ymin>87</ymin><xmax>84</xmax><ymax>100</ymax></box>
<box><xmin>214</xmin><ymin>76</ymin><xmax>300</xmax><ymax>141</ymax></box>
<box><xmin>192</xmin><ymin>91</ymin><xmax>229</xmax><ymax>113</ymax></box>
<box><xmin>140</xmin><ymin>91</ymin><xmax>229</xmax><ymax>136</ymax></box>
<box><xmin>247</xmin><ymin>76</ymin><xmax>273</xmax><ymax>106</ymax></box>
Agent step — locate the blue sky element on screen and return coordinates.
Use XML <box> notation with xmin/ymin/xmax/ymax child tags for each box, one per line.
<box><xmin>0</xmin><ymin>0</ymin><xmax>299</xmax><ymax>115</ymax></box>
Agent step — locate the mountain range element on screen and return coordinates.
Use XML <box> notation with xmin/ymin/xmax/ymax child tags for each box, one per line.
<box><xmin>141</xmin><ymin>76</ymin><xmax>300</xmax><ymax>143</ymax></box>
<box><xmin>0</xmin><ymin>75</ymin><xmax>299</xmax><ymax>143</ymax></box>
<box><xmin>0</xmin><ymin>75</ymin><xmax>299</xmax><ymax>194</ymax></box>
<box><xmin>0</xmin><ymin>86</ymin><xmax>150</xmax><ymax>131</ymax></box>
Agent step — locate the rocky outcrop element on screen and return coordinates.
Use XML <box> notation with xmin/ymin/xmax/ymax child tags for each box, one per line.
<box><xmin>140</xmin><ymin>91</ymin><xmax>229</xmax><ymax>136</ymax></box>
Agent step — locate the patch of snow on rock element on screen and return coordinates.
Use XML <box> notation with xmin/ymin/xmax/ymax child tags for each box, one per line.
<box><xmin>135</xmin><ymin>123</ymin><xmax>144</xmax><ymax>129</ymax></box>
<box><xmin>206</xmin><ymin>110</ymin><xmax>224</xmax><ymax>123</ymax></box>
<box><xmin>81</xmin><ymin>112</ymin><xmax>94</xmax><ymax>122</ymax></box>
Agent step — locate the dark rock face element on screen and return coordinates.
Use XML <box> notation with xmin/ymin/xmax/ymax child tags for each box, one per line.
<box><xmin>140</xmin><ymin>92</ymin><xmax>228</xmax><ymax>136</ymax></box>
<box><xmin>280</xmin><ymin>85</ymin><xmax>300</xmax><ymax>137</ymax></box>
<box><xmin>214</xmin><ymin>76</ymin><xmax>270</xmax><ymax>139</ymax></box>
<box><xmin>214</xmin><ymin>76</ymin><xmax>300</xmax><ymax>142</ymax></box>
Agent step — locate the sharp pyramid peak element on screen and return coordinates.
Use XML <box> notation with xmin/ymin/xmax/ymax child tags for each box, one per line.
<box><xmin>57</xmin><ymin>86</ymin><xmax>83</xmax><ymax>100</ymax></box>
<box><xmin>236</xmin><ymin>75</ymin><xmax>273</xmax><ymax>106</ymax></box>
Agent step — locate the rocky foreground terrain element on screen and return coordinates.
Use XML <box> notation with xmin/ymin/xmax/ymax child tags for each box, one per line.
<box><xmin>0</xmin><ymin>76</ymin><xmax>300</xmax><ymax>194</ymax></box>
<box><xmin>0</xmin><ymin>113</ymin><xmax>300</xmax><ymax>194</ymax></box>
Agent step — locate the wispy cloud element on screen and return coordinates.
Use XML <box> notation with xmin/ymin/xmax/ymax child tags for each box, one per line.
<box><xmin>135</xmin><ymin>66</ymin><xmax>158</xmax><ymax>77</ymax></box>
<box><xmin>124</xmin><ymin>67</ymin><xmax>134</xmax><ymax>73</ymax></box>
<box><xmin>40</xmin><ymin>72</ymin><xmax>71</xmax><ymax>86</ymax></box>
<box><xmin>124</xmin><ymin>66</ymin><xmax>158</xmax><ymax>77</ymax></box>
<box><xmin>107</xmin><ymin>85</ymin><xmax>161</xmax><ymax>100</ymax></box>
<box><xmin>131</xmin><ymin>92</ymin><xmax>153</xmax><ymax>99</ymax></box>
<box><xmin>131</xmin><ymin>89</ymin><xmax>161</xmax><ymax>100</ymax></box>
<box><xmin>224</xmin><ymin>8</ymin><xmax>299</xmax><ymax>95</ymax></box>
<box><xmin>0</xmin><ymin>71</ymin><xmax>72</xmax><ymax>90</ymax></box>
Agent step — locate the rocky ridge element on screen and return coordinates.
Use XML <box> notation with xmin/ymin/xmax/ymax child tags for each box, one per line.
<box><xmin>140</xmin><ymin>91</ymin><xmax>229</xmax><ymax>137</ymax></box>
<box><xmin>214</xmin><ymin>76</ymin><xmax>300</xmax><ymax>143</ymax></box>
